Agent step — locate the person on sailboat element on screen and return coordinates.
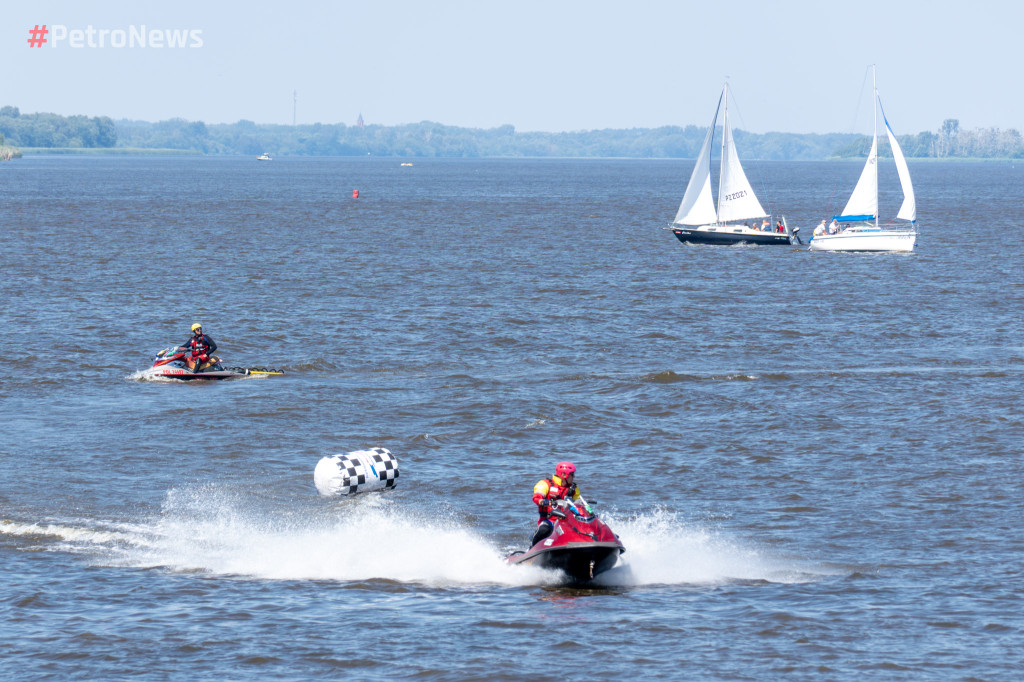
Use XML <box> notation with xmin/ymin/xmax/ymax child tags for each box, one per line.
<box><xmin>776</xmin><ymin>220</ymin><xmax>785</xmax><ymax>233</ymax></box>
<box><xmin>814</xmin><ymin>220</ymin><xmax>826</xmax><ymax>237</ymax></box>
<box><xmin>829</xmin><ymin>219</ymin><xmax>841</xmax><ymax>234</ymax></box>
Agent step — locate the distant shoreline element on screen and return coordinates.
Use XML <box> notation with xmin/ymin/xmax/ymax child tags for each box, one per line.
<box><xmin>12</xmin><ymin>148</ymin><xmax>1021</xmax><ymax>162</ymax></box>
<box><xmin>4</xmin><ymin>106</ymin><xmax>1021</xmax><ymax>159</ymax></box>
<box><xmin>18</xmin><ymin>147</ymin><xmax>198</xmax><ymax>156</ymax></box>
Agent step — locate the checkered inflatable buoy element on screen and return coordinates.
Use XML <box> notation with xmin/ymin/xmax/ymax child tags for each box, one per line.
<box><xmin>314</xmin><ymin>447</ymin><xmax>400</xmax><ymax>496</ymax></box>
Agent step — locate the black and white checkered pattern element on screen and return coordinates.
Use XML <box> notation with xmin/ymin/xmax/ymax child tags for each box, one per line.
<box><xmin>370</xmin><ymin>447</ymin><xmax>400</xmax><ymax>489</ymax></box>
<box><xmin>313</xmin><ymin>447</ymin><xmax>400</xmax><ymax>496</ymax></box>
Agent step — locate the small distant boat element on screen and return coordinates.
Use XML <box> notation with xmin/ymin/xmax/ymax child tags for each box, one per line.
<box><xmin>668</xmin><ymin>84</ymin><xmax>797</xmax><ymax>246</ymax></box>
<box><xmin>257</xmin><ymin>152</ymin><xmax>273</xmax><ymax>161</ymax></box>
<box><xmin>809</xmin><ymin>66</ymin><xmax>917</xmax><ymax>253</ymax></box>
<box><xmin>400</xmin><ymin>162</ymin><xmax>413</xmax><ymax>167</ymax></box>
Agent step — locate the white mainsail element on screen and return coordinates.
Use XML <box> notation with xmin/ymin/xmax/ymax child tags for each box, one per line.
<box><xmin>673</xmin><ymin>94</ymin><xmax>721</xmax><ymax>226</ymax></box>
<box><xmin>841</xmin><ymin>134</ymin><xmax>878</xmax><ymax>219</ymax></box>
<box><xmin>840</xmin><ymin>75</ymin><xmax>916</xmax><ymax>224</ymax></box>
<box><xmin>882</xmin><ymin>105</ymin><xmax>916</xmax><ymax>222</ymax></box>
<box><xmin>718</xmin><ymin>109</ymin><xmax>767</xmax><ymax>223</ymax></box>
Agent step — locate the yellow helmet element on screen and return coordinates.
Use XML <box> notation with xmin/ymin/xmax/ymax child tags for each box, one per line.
<box><xmin>191</xmin><ymin>323</ymin><xmax>202</xmax><ymax>332</ymax></box>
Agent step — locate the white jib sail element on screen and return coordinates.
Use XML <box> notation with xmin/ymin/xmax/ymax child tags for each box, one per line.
<box><xmin>717</xmin><ymin>116</ymin><xmax>766</xmax><ymax>223</ymax></box>
<box><xmin>883</xmin><ymin>109</ymin><xmax>916</xmax><ymax>222</ymax></box>
<box><xmin>674</xmin><ymin>94</ymin><xmax>721</xmax><ymax>226</ymax></box>
<box><xmin>841</xmin><ymin>134</ymin><xmax>878</xmax><ymax>218</ymax></box>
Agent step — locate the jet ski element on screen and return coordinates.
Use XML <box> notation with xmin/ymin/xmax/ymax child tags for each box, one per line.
<box><xmin>140</xmin><ymin>345</ymin><xmax>283</xmax><ymax>380</ymax></box>
<box><xmin>507</xmin><ymin>497</ymin><xmax>625</xmax><ymax>583</ymax></box>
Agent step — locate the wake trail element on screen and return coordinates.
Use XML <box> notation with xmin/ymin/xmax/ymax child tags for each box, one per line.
<box><xmin>2</xmin><ymin>488</ymin><xmax>846</xmax><ymax>587</ymax></box>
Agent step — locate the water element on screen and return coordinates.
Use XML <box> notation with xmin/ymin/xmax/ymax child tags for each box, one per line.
<box><xmin>2</xmin><ymin>156</ymin><xmax>1022</xmax><ymax>679</ymax></box>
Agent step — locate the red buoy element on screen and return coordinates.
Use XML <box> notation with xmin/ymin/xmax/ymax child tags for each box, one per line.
<box><xmin>352</xmin><ymin>189</ymin><xmax>359</xmax><ymax>199</ymax></box>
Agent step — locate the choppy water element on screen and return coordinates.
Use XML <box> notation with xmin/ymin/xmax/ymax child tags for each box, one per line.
<box><xmin>2</xmin><ymin>156</ymin><xmax>1022</xmax><ymax>679</ymax></box>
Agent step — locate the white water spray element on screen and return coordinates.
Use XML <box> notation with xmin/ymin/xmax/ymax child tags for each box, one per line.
<box><xmin>2</xmin><ymin>489</ymin><xmax>843</xmax><ymax>587</ymax></box>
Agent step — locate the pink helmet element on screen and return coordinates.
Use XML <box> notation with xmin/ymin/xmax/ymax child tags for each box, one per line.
<box><xmin>555</xmin><ymin>461</ymin><xmax>576</xmax><ymax>479</ymax></box>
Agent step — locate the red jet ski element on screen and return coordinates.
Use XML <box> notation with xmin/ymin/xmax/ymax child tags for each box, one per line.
<box><xmin>507</xmin><ymin>497</ymin><xmax>625</xmax><ymax>583</ymax></box>
<box><xmin>141</xmin><ymin>345</ymin><xmax>283</xmax><ymax>380</ymax></box>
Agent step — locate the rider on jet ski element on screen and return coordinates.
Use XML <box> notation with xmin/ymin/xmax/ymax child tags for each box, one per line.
<box><xmin>531</xmin><ymin>461</ymin><xmax>582</xmax><ymax>546</ymax></box>
<box><xmin>184</xmin><ymin>322</ymin><xmax>218</xmax><ymax>373</ymax></box>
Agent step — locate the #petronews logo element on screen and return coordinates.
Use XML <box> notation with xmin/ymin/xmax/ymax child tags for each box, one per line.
<box><xmin>27</xmin><ymin>24</ymin><xmax>203</xmax><ymax>48</ymax></box>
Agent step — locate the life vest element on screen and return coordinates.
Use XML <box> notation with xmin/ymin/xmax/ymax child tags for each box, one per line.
<box><xmin>533</xmin><ymin>475</ymin><xmax>580</xmax><ymax>515</ymax></box>
<box><xmin>188</xmin><ymin>335</ymin><xmax>211</xmax><ymax>357</ymax></box>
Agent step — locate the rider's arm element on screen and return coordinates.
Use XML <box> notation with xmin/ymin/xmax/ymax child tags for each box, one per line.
<box><xmin>205</xmin><ymin>335</ymin><xmax>217</xmax><ymax>354</ymax></box>
<box><xmin>532</xmin><ymin>479</ymin><xmax>550</xmax><ymax>507</ymax></box>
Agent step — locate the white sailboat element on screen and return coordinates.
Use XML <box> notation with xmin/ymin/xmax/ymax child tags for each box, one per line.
<box><xmin>669</xmin><ymin>84</ymin><xmax>796</xmax><ymax>246</ymax></box>
<box><xmin>809</xmin><ymin>66</ymin><xmax>917</xmax><ymax>252</ymax></box>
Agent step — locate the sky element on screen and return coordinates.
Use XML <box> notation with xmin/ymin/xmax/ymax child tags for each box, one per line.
<box><xmin>3</xmin><ymin>0</ymin><xmax>1021</xmax><ymax>136</ymax></box>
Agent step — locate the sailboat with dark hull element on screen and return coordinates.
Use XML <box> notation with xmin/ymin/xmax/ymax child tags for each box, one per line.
<box><xmin>668</xmin><ymin>84</ymin><xmax>796</xmax><ymax>246</ymax></box>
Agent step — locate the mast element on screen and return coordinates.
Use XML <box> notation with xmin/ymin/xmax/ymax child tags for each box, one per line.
<box><xmin>872</xmin><ymin>65</ymin><xmax>878</xmax><ymax>228</ymax></box>
<box><xmin>717</xmin><ymin>83</ymin><xmax>727</xmax><ymax>224</ymax></box>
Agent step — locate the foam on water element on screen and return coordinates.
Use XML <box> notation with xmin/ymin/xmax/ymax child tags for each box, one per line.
<box><xmin>94</xmin><ymin>486</ymin><xmax>558</xmax><ymax>586</ymax></box>
<box><xmin>0</xmin><ymin>519</ymin><xmax>128</xmax><ymax>546</ymax></box>
<box><xmin>3</xmin><ymin>489</ymin><xmax>843</xmax><ymax>587</ymax></box>
<box><xmin>595</xmin><ymin>508</ymin><xmax>844</xmax><ymax>586</ymax></box>
<box><xmin>126</xmin><ymin>369</ymin><xmax>179</xmax><ymax>382</ymax></box>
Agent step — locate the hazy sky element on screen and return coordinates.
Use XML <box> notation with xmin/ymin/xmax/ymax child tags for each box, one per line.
<box><xmin>4</xmin><ymin>0</ymin><xmax>1021</xmax><ymax>135</ymax></box>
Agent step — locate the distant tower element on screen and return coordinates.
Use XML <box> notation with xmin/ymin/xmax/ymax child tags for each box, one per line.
<box><xmin>293</xmin><ymin>90</ymin><xmax>297</xmax><ymax>126</ymax></box>
<box><xmin>356</xmin><ymin>113</ymin><xmax>365</xmax><ymax>129</ymax></box>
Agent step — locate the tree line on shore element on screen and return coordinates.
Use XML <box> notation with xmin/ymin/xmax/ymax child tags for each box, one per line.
<box><xmin>0</xmin><ymin>106</ymin><xmax>116</xmax><ymax>149</ymax></box>
<box><xmin>1</xmin><ymin>106</ymin><xmax>1021</xmax><ymax>159</ymax></box>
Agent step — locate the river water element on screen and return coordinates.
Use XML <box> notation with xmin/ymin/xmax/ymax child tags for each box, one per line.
<box><xmin>1</xmin><ymin>156</ymin><xmax>1022</xmax><ymax>679</ymax></box>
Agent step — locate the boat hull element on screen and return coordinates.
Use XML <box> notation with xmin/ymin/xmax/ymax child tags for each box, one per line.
<box><xmin>509</xmin><ymin>541</ymin><xmax>623</xmax><ymax>583</ymax></box>
<box><xmin>808</xmin><ymin>229</ymin><xmax>916</xmax><ymax>252</ymax></box>
<box><xmin>672</xmin><ymin>225</ymin><xmax>792</xmax><ymax>246</ymax></box>
<box><xmin>141</xmin><ymin>365</ymin><xmax>250</xmax><ymax>380</ymax></box>
<box><xmin>141</xmin><ymin>345</ymin><xmax>284</xmax><ymax>380</ymax></box>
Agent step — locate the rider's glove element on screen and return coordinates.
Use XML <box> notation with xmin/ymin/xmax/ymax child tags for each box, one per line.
<box><xmin>539</xmin><ymin>498</ymin><xmax>551</xmax><ymax>510</ymax></box>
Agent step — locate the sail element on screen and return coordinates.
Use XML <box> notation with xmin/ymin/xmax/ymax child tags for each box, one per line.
<box><xmin>673</xmin><ymin>93</ymin><xmax>721</xmax><ymax>226</ymax></box>
<box><xmin>881</xmin><ymin>101</ymin><xmax>916</xmax><ymax>222</ymax></box>
<box><xmin>717</xmin><ymin>115</ymin><xmax>767</xmax><ymax>223</ymax></box>
<box><xmin>841</xmin><ymin>135</ymin><xmax>878</xmax><ymax>219</ymax></box>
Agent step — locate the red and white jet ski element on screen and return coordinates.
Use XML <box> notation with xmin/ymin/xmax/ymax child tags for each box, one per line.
<box><xmin>507</xmin><ymin>497</ymin><xmax>625</xmax><ymax>583</ymax></box>
<box><xmin>141</xmin><ymin>345</ymin><xmax>283</xmax><ymax>380</ymax></box>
